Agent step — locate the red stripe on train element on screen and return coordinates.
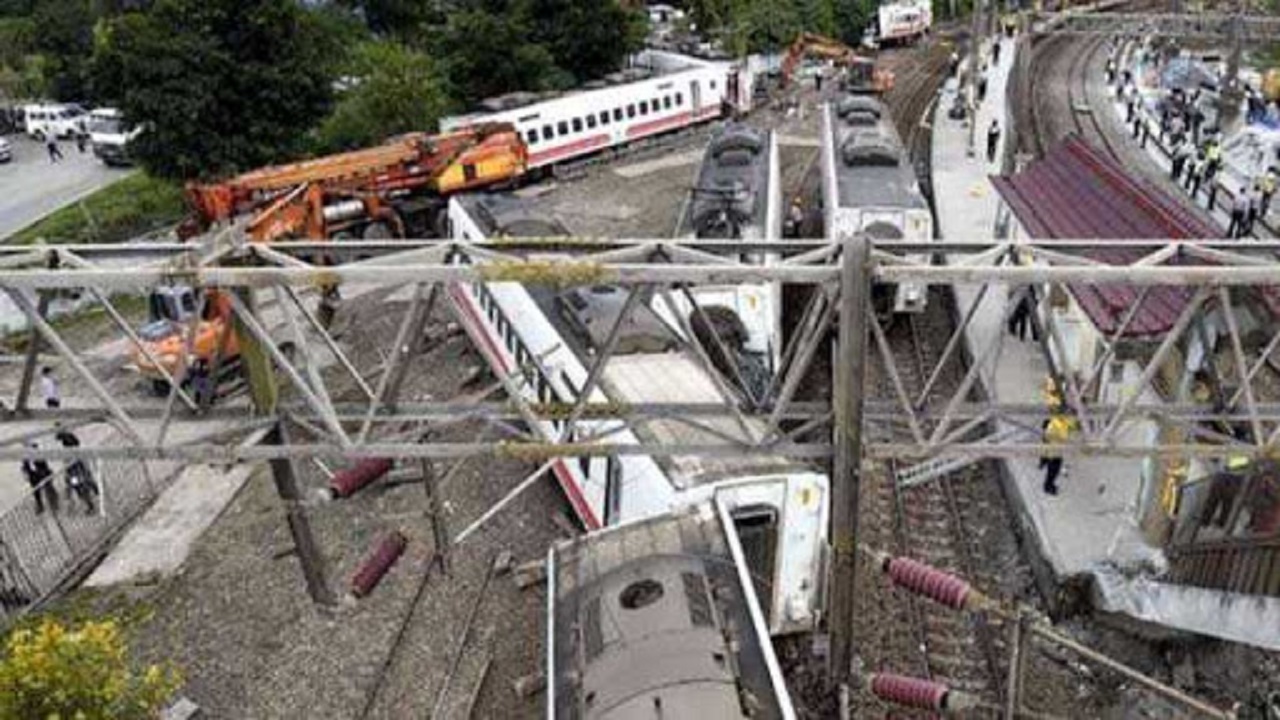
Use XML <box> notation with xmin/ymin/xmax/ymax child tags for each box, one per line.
<box><xmin>446</xmin><ymin>284</ymin><xmax>603</xmax><ymax>530</ymax></box>
<box><xmin>528</xmin><ymin>133</ymin><xmax>611</xmax><ymax>166</ymax></box>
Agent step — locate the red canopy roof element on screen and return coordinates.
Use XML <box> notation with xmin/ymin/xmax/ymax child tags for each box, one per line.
<box><xmin>991</xmin><ymin>135</ymin><xmax>1276</xmax><ymax>339</ymax></box>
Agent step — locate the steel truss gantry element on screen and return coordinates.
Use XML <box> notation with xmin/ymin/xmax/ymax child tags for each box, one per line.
<box><xmin>1</xmin><ymin>235</ymin><xmax>1278</xmax><ymax>464</ymax></box>
<box><xmin>2</xmin><ymin>231</ymin><xmax>1278</xmax><ymax>691</ymax></box>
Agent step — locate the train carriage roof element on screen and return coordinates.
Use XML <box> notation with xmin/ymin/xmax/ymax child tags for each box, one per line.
<box><xmin>551</xmin><ymin>507</ymin><xmax>790</xmax><ymax>719</ymax></box>
<box><xmin>826</xmin><ymin>95</ymin><xmax>928</xmax><ymax>211</ymax></box>
<box><xmin>679</xmin><ymin>124</ymin><xmax>774</xmax><ymax>240</ymax></box>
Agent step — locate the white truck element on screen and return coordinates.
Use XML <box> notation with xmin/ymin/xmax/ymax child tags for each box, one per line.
<box><xmin>21</xmin><ymin>103</ymin><xmax>87</xmax><ymax>140</ymax></box>
<box><xmin>87</xmin><ymin>108</ymin><xmax>140</xmax><ymax>166</ymax></box>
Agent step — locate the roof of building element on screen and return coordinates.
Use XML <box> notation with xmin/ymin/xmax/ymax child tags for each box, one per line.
<box><xmin>991</xmin><ymin>135</ymin><xmax>1278</xmax><ymax>338</ymax></box>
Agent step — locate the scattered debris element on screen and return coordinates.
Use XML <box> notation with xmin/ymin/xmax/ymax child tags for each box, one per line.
<box><xmin>513</xmin><ymin>559</ymin><xmax>546</xmax><ymax>590</ymax></box>
<box><xmin>513</xmin><ymin>672</ymin><xmax>546</xmax><ymax>699</ymax></box>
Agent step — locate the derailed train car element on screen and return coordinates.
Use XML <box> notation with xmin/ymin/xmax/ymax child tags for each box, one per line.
<box><xmin>547</xmin><ymin>504</ymin><xmax>796</xmax><ymax>719</ymax></box>
<box><xmin>447</xmin><ymin>194</ymin><xmax>829</xmax><ymax>636</ymax></box>
<box><xmin>821</xmin><ymin>95</ymin><xmax>933</xmax><ymax>316</ymax></box>
<box><xmin>674</xmin><ymin>123</ymin><xmax>784</xmax><ymax>382</ymax></box>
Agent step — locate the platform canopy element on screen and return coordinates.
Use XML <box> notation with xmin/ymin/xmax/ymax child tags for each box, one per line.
<box><xmin>991</xmin><ymin>135</ymin><xmax>1279</xmax><ymax>339</ymax></box>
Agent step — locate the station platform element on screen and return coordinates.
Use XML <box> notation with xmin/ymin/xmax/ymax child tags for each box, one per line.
<box><xmin>929</xmin><ymin>35</ymin><xmax>1164</xmax><ymax>608</ymax></box>
<box><xmin>929</xmin><ymin>34</ymin><xmax>1280</xmax><ymax>650</ymax></box>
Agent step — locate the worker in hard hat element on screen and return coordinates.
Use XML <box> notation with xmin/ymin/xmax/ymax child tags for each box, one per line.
<box><xmin>1040</xmin><ymin>401</ymin><xmax>1077</xmax><ymax>496</ymax></box>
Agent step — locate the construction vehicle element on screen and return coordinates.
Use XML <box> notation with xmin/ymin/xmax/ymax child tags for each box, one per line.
<box><xmin>180</xmin><ymin>122</ymin><xmax>528</xmax><ymax>242</ymax></box>
<box><xmin>138</xmin><ymin>124</ymin><xmax>525</xmax><ymax>392</ymax></box>
<box><xmin>131</xmin><ymin>287</ymin><xmax>239</xmax><ymax>395</ymax></box>
<box><xmin>779</xmin><ymin>32</ymin><xmax>894</xmax><ymax>95</ymax></box>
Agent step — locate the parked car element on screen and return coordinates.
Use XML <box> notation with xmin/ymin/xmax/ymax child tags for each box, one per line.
<box><xmin>0</xmin><ymin>136</ymin><xmax>11</xmax><ymax>163</ymax></box>
<box><xmin>21</xmin><ymin>103</ymin><xmax>87</xmax><ymax>140</ymax></box>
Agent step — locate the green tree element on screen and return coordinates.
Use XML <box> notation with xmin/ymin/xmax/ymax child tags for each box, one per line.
<box><xmin>428</xmin><ymin>7</ymin><xmax>562</xmax><ymax>103</ymax></box>
<box><xmin>91</xmin><ymin>0</ymin><xmax>341</xmax><ymax>179</ymax></box>
<box><xmin>797</xmin><ymin>0</ymin><xmax>837</xmax><ymax>37</ymax></box>
<box><xmin>317</xmin><ymin>41</ymin><xmax>451</xmax><ymax>151</ymax></box>
<box><xmin>31</xmin><ymin>0</ymin><xmax>95</xmax><ymax>100</ymax></box>
<box><xmin>524</xmin><ymin>0</ymin><xmax>647</xmax><ymax>84</ymax></box>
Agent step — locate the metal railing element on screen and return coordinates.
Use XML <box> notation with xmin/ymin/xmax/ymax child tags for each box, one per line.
<box><xmin>1168</xmin><ymin>468</ymin><xmax>1280</xmax><ymax>597</ymax></box>
<box><xmin>0</xmin><ymin>426</ymin><xmax>174</xmax><ymax>623</ymax></box>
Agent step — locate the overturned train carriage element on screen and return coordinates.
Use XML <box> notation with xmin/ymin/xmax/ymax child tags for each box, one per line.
<box><xmin>548</xmin><ymin>505</ymin><xmax>795</xmax><ymax>719</ymax></box>
<box><xmin>447</xmin><ymin>194</ymin><xmax>829</xmax><ymax>636</ymax></box>
<box><xmin>821</xmin><ymin>95</ymin><xmax>933</xmax><ymax>316</ymax></box>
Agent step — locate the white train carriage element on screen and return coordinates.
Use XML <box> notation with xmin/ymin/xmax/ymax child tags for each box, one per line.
<box><xmin>873</xmin><ymin>0</ymin><xmax>933</xmax><ymax>46</ymax></box>
<box><xmin>548</xmin><ymin>505</ymin><xmax>795</xmax><ymax>719</ymax></box>
<box><xmin>673</xmin><ymin>124</ymin><xmax>784</xmax><ymax>379</ymax></box>
<box><xmin>821</xmin><ymin>94</ymin><xmax>933</xmax><ymax>315</ymax></box>
<box><xmin>447</xmin><ymin>194</ymin><xmax>828</xmax><ymax>635</ymax></box>
<box><xmin>441</xmin><ymin>51</ymin><xmax>743</xmax><ymax>170</ymax></box>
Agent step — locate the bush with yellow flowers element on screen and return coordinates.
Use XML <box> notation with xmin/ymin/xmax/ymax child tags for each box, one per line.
<box><xmin>0</xmin><ymin>619</ymin><xmax>180</xmax><ymax>720</ymax></box>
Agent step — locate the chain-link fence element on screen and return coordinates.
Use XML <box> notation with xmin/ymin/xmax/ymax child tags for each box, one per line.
<box><xmin>0</xmin><ymin>427</ymin><xmax>176</xmax><ymax>623</ymax></box>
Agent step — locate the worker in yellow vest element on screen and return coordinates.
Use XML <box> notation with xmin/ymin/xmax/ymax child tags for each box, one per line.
<box><xmin>1040</xmin><ymin>402</ymin><xmax>1077</xmax><ymax>496</ymax></box>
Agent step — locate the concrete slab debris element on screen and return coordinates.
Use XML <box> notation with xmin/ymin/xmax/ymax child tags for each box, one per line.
<box><xmin>85</xmin><ymin>462</ymin><xmax>255</xmax><ymax>587</ymax></box>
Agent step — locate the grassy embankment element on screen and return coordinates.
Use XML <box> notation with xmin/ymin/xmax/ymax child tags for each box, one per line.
<box><xmin>10</xmin><ymin>173</ymin><xmax>186</xmax><ymax>245</ymax></box>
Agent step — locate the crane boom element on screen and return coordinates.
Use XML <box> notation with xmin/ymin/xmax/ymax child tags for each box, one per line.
<box><xmin>182</xmin><ymin>122</ymin><xmax>528</xmax><ymax>242</ymax></box>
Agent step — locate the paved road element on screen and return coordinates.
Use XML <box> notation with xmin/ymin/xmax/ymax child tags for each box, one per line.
<box><xmin>0</xmin><ymin>134</ymin><xmax>131</xmax><ymax>240</ymax></box>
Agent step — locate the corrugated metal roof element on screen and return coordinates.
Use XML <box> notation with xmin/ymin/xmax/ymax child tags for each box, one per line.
<box><xmin>992</xmin><ymin>135</ymin><xmax>1277</xmax><ymax>339</ymax></box>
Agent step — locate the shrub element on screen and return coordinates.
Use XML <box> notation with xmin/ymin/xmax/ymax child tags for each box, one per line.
<box><xmin>0</xmin><ymin>619</ymin><xmax>180</xmax><ymax>720</ymax></box>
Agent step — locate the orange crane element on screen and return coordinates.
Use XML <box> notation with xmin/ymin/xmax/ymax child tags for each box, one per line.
<box><xmin>780</xmin><ymin>32</ymin><xmax>894</xmax><ymax>94</ymax></box>
<box><xmin>137</xmin><ymin>123</ymin><xmax>528</xmax><ymax>394</ymax></box>
<box><xmin>181</xmin><ymin>122</ymin><xmax>528</xmax><ymax>242</ymax></box>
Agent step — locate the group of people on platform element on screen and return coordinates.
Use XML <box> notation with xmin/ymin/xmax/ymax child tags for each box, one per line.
<box><xmin>1107</xmin><ymin>45</ymin><xmax>1277</xmax><ymax>240</ymax></box>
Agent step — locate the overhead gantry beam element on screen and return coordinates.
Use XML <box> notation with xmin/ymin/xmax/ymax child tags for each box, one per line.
<box><xmin>0</xmin><ymin>235</ymin><xmax>1276</xmax><ymax>466</ymax></box>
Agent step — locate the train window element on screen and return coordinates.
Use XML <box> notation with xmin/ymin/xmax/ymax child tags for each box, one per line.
<box><xmin>542</xmin><ymin>125</ymin><xmax>553</xmax><ymax>141</ymax></box>
<box><xmin>710</xmin><ymin>80</ymin><xmax>717</xmax><ymax>90</ymax></box>
<box><xmin>663</xmin><ymin>96</ymin><xmax>672</xmax><ymax>109</ymax></box>
<box><xmin>586</xmin><ymin>114</ymin><xmax>597</xmax><ymax>129</ymax></box>
<box><xmin>638</xmin><ymin>100</ymin><xmax>648</xmax><ymax>115</ymax></box>
<box><xmin>578</xmin><ymin>454</ymin><xmax>589</xmax><ymax>478</ymax></box>
<box><xmin>537</xmin><ymin>375</ymin><xmax>551</xmax><ymax>404</ymax></box>
<box><xmin>525</xmin><ymin>129</ymin><xmax>538</xmax><ymax>145</ymax></box>
<box><xmin>675</xmin><ymin>92</ymin><xmax>684</xmax><ymax>106</ymax></box>
<box><xmin>613</xmin><ymin>108</ymin><xmax>623</xmax><ymax>122</ymax></box>
<box><xmin>557</xmin><ymin>120</ymin><xmax>569</xmax><ymax>135</ymax></box>
<box><xmin>599</xmin><ymin>111</ymin><xmax>610</xmax><ymax>125</ymax></box>
<box><xmin>572</xmin><ymin>117</ymin><xmax>582</xmax><ymax>133</ymax></box>
<box><xmin>626</xmin><ymin>104</ymin><xmax>636</xmax><ymax>119</ymax></box>
<box><xmin>652</xmin><ymin>97</ymin><xmax>661</xmax><ymax>111</ymax></box>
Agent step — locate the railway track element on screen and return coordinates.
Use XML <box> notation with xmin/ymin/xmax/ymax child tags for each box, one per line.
<box><xmin>883</xmin><ymin>40</ymin><xmax>953</xmax><ymax>197</ymax></box>
<box><xmin>857</xmin><ymin>300</ymin><xmax>1010</xmax><ymax>711</ymax></box>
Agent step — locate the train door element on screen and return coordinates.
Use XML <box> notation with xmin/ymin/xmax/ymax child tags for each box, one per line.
<box><xmin>690</xmin><ymin>79</ymin><xmax>702</xmax><ymax>117</ymax></box>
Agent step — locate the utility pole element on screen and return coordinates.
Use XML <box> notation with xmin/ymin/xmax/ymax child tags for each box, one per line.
<box><xmin>235</xmin><ymin>289</ymin><xmax>336</xmax><ymax>607</ymax></box>
<box><xmin>828</xmin><ymin>233</ymin><xmax>871</xmax><ymax>688</ymax></box>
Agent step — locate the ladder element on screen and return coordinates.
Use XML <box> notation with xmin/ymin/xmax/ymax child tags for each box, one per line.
<box><xmin>894</xmin><ymin>426</ymin><xmax>1031</xmax><ymax>488</ymax></box>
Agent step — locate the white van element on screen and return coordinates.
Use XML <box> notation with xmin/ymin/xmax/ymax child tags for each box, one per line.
<box><xmin>22</xmin><ymin>104</ymin><xmax>87</xmax><ymax>140</ymax></box>
<box><xmin>87</xmin><ymin>108</ymin><xmax>140</xmax><ymax>166</ymax></box>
